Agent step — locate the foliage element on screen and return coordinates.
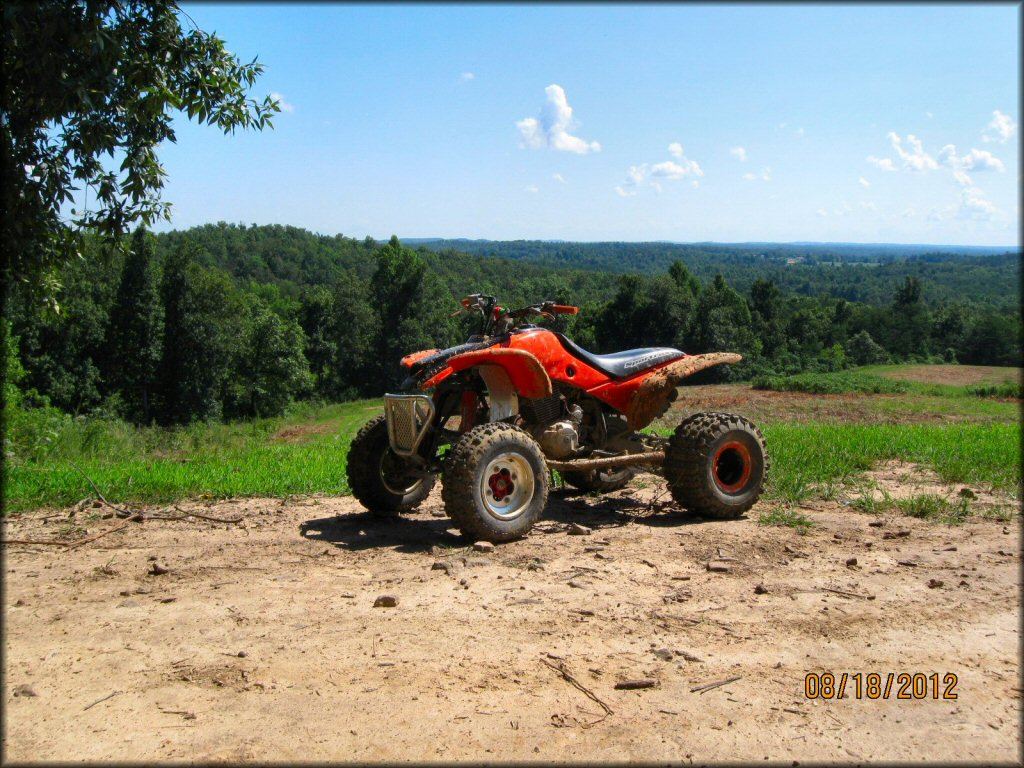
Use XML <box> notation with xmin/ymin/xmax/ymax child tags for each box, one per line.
<box><xmin>1</xmin><ymin>0</ymin><xmax>278</xmax><ymax>296</ymax></box>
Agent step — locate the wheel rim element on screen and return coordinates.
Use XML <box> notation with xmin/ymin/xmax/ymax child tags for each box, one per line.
<box><xmin>597</xmin><ymin>468</ymin><xmax>631</xmax><ymax>484</ymax></box>
<box><xmin>712</xmin><ymin>440</ymin><xmax>753</xmax><ymax>494</ymax></box>
<box><xmin>379</xmin><ymin>451</ymin><xmax>424</xmax><ymax>497</ymax></box>
<box><xmin>480</xmin><ymin>451</ymin><xmax>535</xmax><ymax>521</ymax></box>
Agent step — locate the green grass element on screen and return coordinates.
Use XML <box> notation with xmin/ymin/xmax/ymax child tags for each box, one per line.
<box><xmin>751</xmin><ymin>371</ymin><xmax>909</xmax><ymax>395</ymax></box>
<box><xmin>759</xmin><ymin>422</ymin><xmax>1020</xmax><ymax>503</ymax></box>
<box><xmin>758</xmin><ymin>507</ymin><xmax>815</xmax><ymax>534</ymax></box>
<box><xmin>5</xmin><ymin>400</ymin><xmax>381</xmax><ymax>513</ymax></box>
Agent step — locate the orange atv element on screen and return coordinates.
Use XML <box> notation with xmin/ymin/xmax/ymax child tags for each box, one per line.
<box><xmin>347</xmin><ymin>294</ymin><xmax>768</xmax><ymax>542</ymax></box>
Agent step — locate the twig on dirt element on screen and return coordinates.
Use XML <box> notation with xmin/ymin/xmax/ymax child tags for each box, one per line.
<box><xmin>66</xmin><ymin>516</ymin><xmax>142</xmax><ymax>550</ymax></box>
<box><xmin>69</xmin><ymin>462</ymin><xmax>137</xmax><ymax>518</ymax></box>
<box><xmin>83</xmin><ymin>690</ymin><xmax>122</xmax><ymax>710</ymax></box>
<box><xmin>540</xmin><ymin>657</ymin><xmax>614</xmax><ymax>722</ymax></box>
<box><xmin>157</xmin><ymin>707</ymin><xmax>196</xmax><ymax>720</ymax></box>
<box><xmin>146</xmin><ymin>506</ymin><xmax>244</xmax><ymax>524</ymax></box>
<box><xmin>690</xmin><ymin>675</ymin><xmax>743</xmax><ymax>694</ymax></box>
<box><xmin>615</xmin><ymin>679</ymin><xmax>658</xmax><ymax>690</ymax></box>
<box><xmin>0</xmin><ymin>538</ymin><xmax>74</xmax><ymax>547</ymax></box>
<box><xmin>821</xmin><ymin>587</ymin><xmax>875</xmax><ymax>600</ymax></box>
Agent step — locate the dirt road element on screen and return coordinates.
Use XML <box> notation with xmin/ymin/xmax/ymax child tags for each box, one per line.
<box><xmin>3</xmin><ymin>475</ymin><xmax>1020</xmax><ymax>763</ymax></box>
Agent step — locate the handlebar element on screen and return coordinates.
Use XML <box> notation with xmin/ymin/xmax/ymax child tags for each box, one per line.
<box><xmin>455</xmin><ymin>294</ymin><xmax>579</xmax><ymax>336</ymax></box>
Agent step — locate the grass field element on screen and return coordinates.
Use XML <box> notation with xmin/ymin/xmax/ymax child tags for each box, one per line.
<box><xmin>4</xmin><ymin>365</ymin><xmax>1020</xmax><ymax>514</ymax></box>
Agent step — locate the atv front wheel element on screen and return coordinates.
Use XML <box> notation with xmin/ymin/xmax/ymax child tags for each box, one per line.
<box><xmin>442</xmin><ymin>423</ymin><xmax>549</xmax><ymax>542</ymax></box>
<box><xmin>347</xmin><ymin>415</ymin><xmax>435</xmax><ymax>516</ymax></box>
<box><xmin>562</xmin><ymin>467</ymin><xmax>636</xmax><ymax>493</ymax></box>
<box><xmin>664</xmin><ymin>412</ymin><xmax>768</xmax><ymax>519</ymax></box>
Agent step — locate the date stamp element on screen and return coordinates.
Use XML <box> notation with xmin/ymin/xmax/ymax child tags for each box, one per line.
<box><xmin>805</xmin><ymin>672</ymin><xmax>959</xmax><ymax>700</ymax></box>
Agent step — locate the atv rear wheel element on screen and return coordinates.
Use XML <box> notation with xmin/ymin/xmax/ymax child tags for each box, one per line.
<box><xmin>562</xmin><ymin>467</ymin><xmax>636</xmax><ymax>493</ymax></box>
<box><xmin>442</xmin><ymin>423</ymin><xmax>549</xmax><ymax>542</ymax></box>
<box><xmin>664</xmin><ymin>412</ymin><xmax>768</xmax><ymax>519</ymax></box>
<box><xmin>347</xmin><ymin>415</ymin><xmax>435</xmax><ymax>516</ymax></box>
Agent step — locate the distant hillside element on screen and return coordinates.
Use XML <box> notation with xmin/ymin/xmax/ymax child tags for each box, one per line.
<box><xmin>411</xmin><ymin>239</ymin><xmax>1020</xmax><ymax>309</ymax></box>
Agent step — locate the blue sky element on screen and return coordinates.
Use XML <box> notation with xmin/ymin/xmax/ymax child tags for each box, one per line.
<box><xmin>159</xmin><ymin>3</ymin><xmax>1021</xmax><ymax>246</ymax></box>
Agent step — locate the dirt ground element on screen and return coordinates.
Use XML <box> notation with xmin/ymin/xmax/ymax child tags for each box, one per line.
<box><xmin>3</xmin><ymin>467</ymin><xmax>1020</xmax><ymax>764</ymax></box>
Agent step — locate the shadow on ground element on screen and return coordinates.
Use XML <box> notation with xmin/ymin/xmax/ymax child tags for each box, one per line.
<box><xmin>300</xmin><ymin>490</ymin><xmax>731</xmax><ymax>552</ymax></box>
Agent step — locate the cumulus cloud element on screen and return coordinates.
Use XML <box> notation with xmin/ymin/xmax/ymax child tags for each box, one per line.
<box><xmin>524</xmin><ymin>184</ymin><xmax>539</xmax><ymax>194</ymax></box>
<box><xmin>957</xmin><ymin>186</ymin><xmax>998</xmax><ymax>221</ymax></box>
<box><xmin>887</xmin><ymin>132</ymin><xmax>938</xmax><ymax>171</ymax></box>
<box><xmin>743</xmin><ymin>166</ymin><xmax>771</xmax><ymax>182</ymax></box>
<box><xmin>615</xmin><ymin>145</ymin><xmax>702</xmax><ymax>196</ymax></box>
<box><xmin>516</xmin><ymin>84</ymin><xmax>600</xmax><ymax>154</ymax></box>
<box><xmin>730</xmin><ymin>146</ymin><xmax>748</xmax><ymax>162</ymax></box>
<box><xmin>858</xmin><ymin>176</ymin><xmax>871</xmax><ymax>188</ymax></box>
<box><xmin>938</xmin><ymin>145</ymin><xmax>1005</xmax><ymax>187</ymax></box>
<box><xmin>269</xmin><ymin>92</ymin><xmax>294</xmax><ymax>113</ymax></box>
<box><xmin>552</xmin><ymin>173</ymin><xmax>566</xmax><ymax>184</ymax></box>
<box><xmin>461</xmin><ymin>72</ymin><xmax>475</xmax><ymax>82</ymax></box>
<box><xmin>982</xmin><ymin>110</ymin><xmax>1016</xmax><ymax>144</ymax></box>
<box><xmin>867</xmin><ymin>155</ymin><xmax>896</xmax><ymax>171</ymax></box>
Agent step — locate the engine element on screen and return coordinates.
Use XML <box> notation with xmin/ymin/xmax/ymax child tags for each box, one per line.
<box><xmin>520</xmin><ymin>392</ymin><xmax>584</xmax><ymax>459</ymax></box>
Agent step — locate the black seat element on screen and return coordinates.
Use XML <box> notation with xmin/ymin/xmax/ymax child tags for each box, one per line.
<box><xmin>554</xmin><ymin>334</ymin><xmax>686</xmax><ymax>378</ymax></box>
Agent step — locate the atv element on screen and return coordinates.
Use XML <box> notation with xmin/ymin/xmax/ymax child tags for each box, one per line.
<box><xmin>347</xmin><ymin>294</ymin><xmax>768</xmax><ymax>542</ymax></box>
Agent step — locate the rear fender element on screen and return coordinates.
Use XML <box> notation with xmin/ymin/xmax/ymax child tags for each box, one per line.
<box><xmin>401</xmin><ymin>349</ymin><xmax>439</xmax><ymax>368</ymax></box>
<box><xmin>625</xmin><ymin>352</ymin><xmax>742</xmax><ymax>430</ymax></box>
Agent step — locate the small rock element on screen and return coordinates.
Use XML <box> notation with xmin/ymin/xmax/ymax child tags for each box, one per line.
<box><xmin>159</xmin><ymin>596</ymin><xmax>176</xmax><ymax>604</ymax></box>
<box><xmin>147</xmin><ymin>554</ymin><xmax>158</xmax><ymax>561</ymax></box>
<box><xmin>883</xmin><ymin>530</ymin><xmax>911</xmax><ymax>539</ymax></box>
<box><xmin>13</xmin><ymin>598</ymin><xmax>25</xmax><ymax>607</ymax></box>
<box><xmin>676</xmin><ymin>650</ymin><xmax>705</xmax><ymax>663</ymax></box>
<box><xmin>373</xmin><ymin>595</ymin><xmax>399</xmax><ymax>608</ymax></box>
<box><xmin>652</xmin><ymin>648</ymin><xmax>674</xmax><ymax>661</ymax></box>
<box><xmin>897</xmin><ymin>560</ymin><xmax>918</xmax><ymax>567</ymax></box>
<box><xmin>237</xmin><ymin>650</ymin><xmax>248</xmax><ymax>658</ymax></box>
<box><xmin>583</xmin><ymin>546</ymin><xmax>605</xmax><ymax>553</ymax></box>
<box><xmin>927</xmin><ymin>579</ymin><xmax>944</xmax><ymax>589</ymax></box>
<box><xmin>148</xmin><ymin>563</ymin><xmax>169</xmax><ymax>576</ymax></box>
<box><xmin>431</xmin><ymin>561</ymin><xmax>453</xmax><ymax>574</ymax></box>
<box><xmin>615</xmin><ymin>679</ymin><xmax>658</xmax><ymax>690</ymax></box>
<box><xmin>567</xmin><ymin>580</ymin><xmax>587</xmax><ymax>589</ymax></box>
<box><xmin>472</xmin><ymin>541</ymin><xmax>495</xmax><ymax>553</ymax></box>
<box><xmin>92</xmin><ymin>500</ymin><xmax>103</xmax><ymax>508</ymax></box>
<box><xmin>462</xmin><ymin>557</ymin><xmax>490</xmax><ymax>568</ymax></box>
<box><xmin>706</xmin><ymin>561</ymin><xmax>731</xmax><ymax>573</ymax></box>
<box><xmin>845</xmin><ymin>557</ymin><xmax>858</xmax><ymax>568</ymax></box>
<box><xmin>567</xmin><ymin>523</ymin><xmax>592</xmax><ymax>536</ymax></box>
<box><xmin>13</xmin><ymin>684</ymin><xmax>37</xmax><ymax>698</ymax></box>
<box><xmin>754</xmin><ymin>583</ymin><xmax>769</xmax><ymax>594</ymax></box>
<box><xmin>867</xmin><ymin>520</ymin><xmax>885</xmax><ymax>528</ymax></box>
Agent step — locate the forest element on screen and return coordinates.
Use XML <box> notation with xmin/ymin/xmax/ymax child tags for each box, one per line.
<box><xmin>5</xmin><ymin>222</ymin><xmax>1021</xmax><ymax>427</ymax></box>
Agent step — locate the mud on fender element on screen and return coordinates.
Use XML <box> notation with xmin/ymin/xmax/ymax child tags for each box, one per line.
<box><xmin>625</xmin><ymin>352</ymin><xmax>742</xmax><ymax>430</ymax></box>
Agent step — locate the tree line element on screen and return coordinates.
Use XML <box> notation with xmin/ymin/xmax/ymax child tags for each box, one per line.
<box><xmin>5</xmin><ymin>224</ymin><xmax>1020</xmax><ymax>426</ymax></box>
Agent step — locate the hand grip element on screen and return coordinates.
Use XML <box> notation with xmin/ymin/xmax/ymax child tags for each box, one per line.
<box><xmin>551</xmin><ymin>305</ymin><xmax>579</xmax><ymax>315</ymax></box>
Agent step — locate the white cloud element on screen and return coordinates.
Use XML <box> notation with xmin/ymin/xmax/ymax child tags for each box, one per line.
<box><xmin>982</xmin><ymin>110</ymin><xmax>1016</xmax><ymax>144</ymax></box>
<box><xmin>460</xmin><ymin>72</ymin><xmax>475</xmax><ymax>82</ymax></box>
<box><xmin>867</xmin><ymin>155</ymin><xmax>896</xmax><ymax>171</ymax></box>
<box><xmin>938</xmin><ymin>144</ymin><xmax>1005</xmax><ymax>187</ymax></box>
<box><xmin>524</xmin><ymin>184</ymin><xmax>539</xmax><ymax>194</ymax></box>
<box><xmin>269</xmin><ymin>92</ymin><xmax>294</xmax><ymax>113</ymax></box>
<box><xmin>651</xmin><ymin>158</ymin><xmax>703</xmax><ymax>179</ymax></box>
<box><xmin>957</xmin><ymin>186</ymin><xmax>998</xmax><ymax>221</ymax></box>
<box><xmin>858</xmin><ymin>176</ymin><xmax>871</xmax><ymax>188</ymax></box>
<box><xmin>730</xmin><ymin>146</ymin><xmax>748</xmax><ymax>162</ymax></box>
<box><xmin>926</xmin><ymin>111</ymin><xmax>934</xmax><ymax>119</ymax></box>
<box><xmin>616</xmin><ymin>146</ymin><xmax>702</xmax><ymax>196</ymax></box>
<box><xmin>887</xmin><ymin>132</ymin><xmax>938</xmax><ymax>171</ymax></box>
<box><xmin>516</xmin><ymin>84</ymin><xmax>600</xmax><ymax>154</ymax></box>
<box><xmin>796</xmin><ymin>127</ymin><xmax>805</xmax><ymax>137</ymax></box>
<box><xmin>691</xmin><ymin>180</ymin><xmax>700</xmax><ymax>189</ymax></box>
<box><xmin>743</xmin><ymin>166</ymin><xmax>771</xmax><ymax>182</ymax></box>
<box><xmin>552</xmin><ymin>173</ymin><xmax>566</xmax><ymax>184</ymax></box>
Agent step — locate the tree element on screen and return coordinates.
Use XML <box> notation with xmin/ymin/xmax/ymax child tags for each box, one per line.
<box><xmin>370</xmin><ymin>236</ymin><xmax>457</xmax><ymax>390</ymax></box>
<box><xmin>1</xmin><ymin>0</ymin><xmax>279</xmax><ymax>302</ymax></box>
<box><xmin>157</xmin><ymin>246</ymin><xmax>241</xmax><ymax>423</ymax></box>
<box><xmin>224</xmin><ymin>297</ymin><xmax>312</xmax><ymax>418</ymax></box>
<box><xmin>846</xmin><ymin>330</ymin><xmax>889</xmax><ymax>366</ymax></box>
<box><xmin>107</xmin><ymin>228</ymin><xmax>163</xmax><ymax>422</ymax></box>
<box><xmin>691</xmin><ymin>275</ymin><xmax>761</xmax><ymax>376</ymax></box>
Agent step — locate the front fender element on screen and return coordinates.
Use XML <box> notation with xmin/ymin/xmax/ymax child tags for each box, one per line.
<box><xmin>421</xmin><ymin>348</ymin><xmax>553</xmax><ymax>399</ymax></box>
